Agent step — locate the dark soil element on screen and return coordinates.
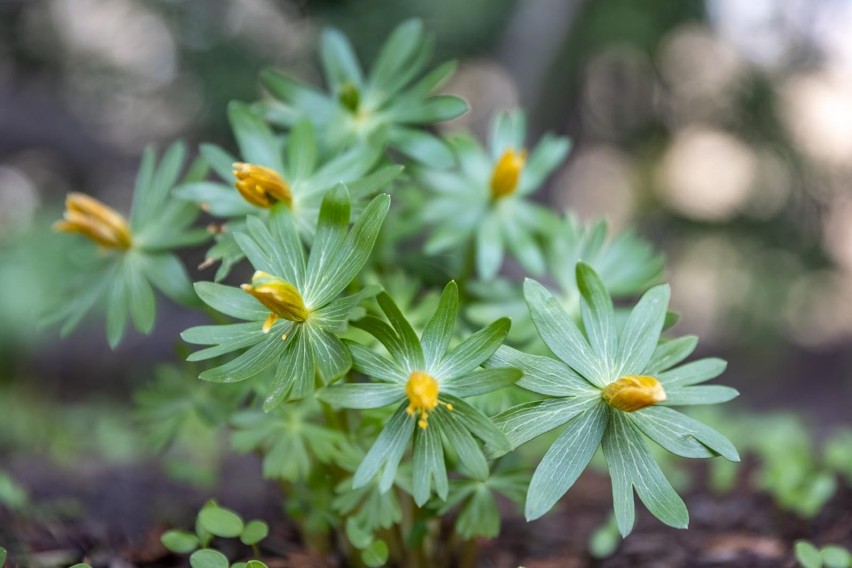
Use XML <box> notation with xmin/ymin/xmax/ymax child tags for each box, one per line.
<box><xmin>2</xmin><ymin>456</ymin><xmax>850</xmax><ymax>568</ymax></box>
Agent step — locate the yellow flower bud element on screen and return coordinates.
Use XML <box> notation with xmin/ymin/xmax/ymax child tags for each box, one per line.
<box><xmin>601</xmin><ymin>375</ymin><xmax>667</xmax><ymax>412</ymax></box>
<box><xmin>53</xmin><ymin>193</ymin><xmax>132</xmax><ymax>250</ymax></box>
<box><xmin>405</xmin><ymin>371</ymin><xmax>452</xmax><ymax>430</ymax></box>
<box><xmin>233</xmin><ymin>163</ymin><xmax>292</xmax><ymax>208</ymax></box>
<box><xmin>490</xmin><ymin>148</ymin><xmax>527</xmax><ymax>199</ymax></box>
<box><xmin>241</xmin><ymin>271</ymin><xmax>309</xmax><ymax>330</ymax></box>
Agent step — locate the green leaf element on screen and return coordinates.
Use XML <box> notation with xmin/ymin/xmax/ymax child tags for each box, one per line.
<box><xmin>228</xmin><ymin>101</ymin><xmax>282</xmax><ymax>171</ymax></box>
<box><xmin>126</xmin><ymin>259</ymin><xmax>156</xmax><ymax>334</ymax></box>
<box><xmin>524</xmin><ymin>278</ymin><xmax>603</xmax><ymax>386</ymax></box>
<box><xmin>645</xmin><ymin>336</ymin><xmax>698</xmax><ymax>374</ymax></box>
<box><xmin>576</xmin><ymin>262</ymin><xmax>617</xmax><ymax>370</ymax></box>
<box><xmin>286</xmin><ymin>120</ymin><xmax>317</xmax><ymax>180</ymax></box>
<box><xmin>521</xmin><ymin>133</ymin><xmax>571</xmax><ymax>194</ymax></box>
<box><xmin>444</xmin><ymin>367</ymin><xmax>521</xmax><ymax>398</ymax></box>
<box><xmin>361</xmin><ymin>540</ymin><xmax>389</xmax><ymax>568</ymax></box>
<box><xmin>388</xmin><ymin>126</ymin><xmax>454</xmax><ymax>167</ymax></box>
<box><xmin>199</xmin><ymin>143</ymin><xmax>236</xmax><ymax>181</ymax></box>
<box><xmin>0</xmin><ymin>547</ymin><xmax>6</xmax><ymax>566</ymax></box>
<box><xmin>662</xmin><ymin>385</ymin><xmax>739</xmax><ymax>406</ymax></box>
<box><xmin>437</xmin><ymin>317</ymin><xmax>510</xmax><ymax>380</ymax></box>
<box><xmin>320</xmin><ymin>27</ymin><xmax>364</xmax><ymax>89</ymax></box>
<box><xmin>475</xmin><ymin>214</ymin><xmax>504</xmax><ymax>280</ymax></box>
<box><xmin>309</xmin><ymin>325</ymin><xmax>352</xmax><ymax>384</ymax></box>
<box><xmin>821</xmin><ymin>545</ymin><xmax>851</xmax><ymax>568</ymax></box>
<box><xmin>240</xmin><ymin>520</ymin><xmax>269</xmax><ymax>545</ymax></box>
<box><xmin>345</xmin><ymin>517</ymin><xmax>374</xmax><ymax>549</ymax></box>
<box><xmin>421</xmin><ymin>281</ymin><xmax>459</xmax><ymax>368</ymax></box>
<box><xmin>193</xmin><ymin>282</ymin><xmax>269</xmax><ymax>321</ymax></box>
<box><xmin>190</xmin><ymin>549</ymin><xmax>229</xmax><ymax>568</ymax></box>
<box><xmin>525</xmin><ymin>403</ymin><xmax>608</xmax><ymax>520</ymax></box>
<box><xmin>306</xmin><ymin>184</ymin><xmax>350</xmax><ymax>287</ymax></box>
<box><xmin>260</xmin><ymin>69</ymin><xmax>333</xmax><ymax>120</ymax></box>
<box><xmin>106</xmin><ymin>271</ymin><xmax>129</xmax><ymax>348</ymax></box>
<box><xmin>629</xmin><ymin>406</ymin><xmax>739</xmax><ymax>461</ymax></box>
<box><xmin>198</xmin><ymin>505</ymin><xmax>244</xmax><ymax>538</ymax></box>
<box><xmin>377</xmin><ymin>292</ymin><xmax>424</xmax><ymax>369</ymax></box>
<box><xmin>132</xmin><ymin>142</ymin><xmax>186</xmax><ymax>226</ymax></box>
<box><xmin>369</xmin><ymin>19</ymin><xmax>424</xmax><ymax>95</ymax></box>
<box><xmin>199</xmin><ymin>330</ymin><xmax>284</xmax><ymax>383</ymax></box>
<box><xmin>404</xmin><ymin>60</ymin><xmax>458</xmax><ymax>100</ymax></box>
<box><xmin>492</xmin><ymin>396</ymin><xmax>601</xmax><ymax>455</ymax></box>
<box><xmin>795</xmin><ymin>541</ymin><xmax>823</xmax><ymax>568</ymax></box>
<box><xmin>447</xmin><ymin>395</ymin><xmax>511</xmax><ymax>455</ymax></box>
<box><xmin>347</xmin><ymin>340</ymin><xmax>405</xmax><ymax>382</ymax></box>
<box><xmin>657</xmin><ymin>358</ymin><xmax>727</xmax><ymax>387</ymax></box>
<box><xmin>440</xmin><ymin>408</ymin><xmax>489</xmax><ymax>480</ymax></box>
<box><xmin>490</xmin><ymin>110</ymin><xmax>525</xmax><ymax>157</ymax></box>
<box><xmin>265</xmin><ymin>328</ymin><xmax>313</xmax><ymax>408</ymax></box>
<box><xmin>588</xmin><ymin>515</ymin><xmax>620</xmax><ymax>559</ymax></box>
<box><xmin>486</xmin><ymin>345</ymin><xmax>593</xmax><ymax>397</ymax></box>
<box><xmin>161</xmin><ymin>530</ymin><xmax>200</xmax><ymax>554</ymax></box>
<box><xmin>309</xmin><ymin>192</ymin><xmax>390</xmax><ymax>307</ymax></box>
<box><xmin>244</xmin><ymin>562</ymin><xmax>268</xmax><ymax>568</ymax></box>
<box><xmin>412</xmin><ymin>416</ymin><xmax>448</xmax><ymax>505</ymax></box>
<box><xmin>388</xmin><ymin>96</ymin><xmax>468</xmax><ymax>124</ymax></box>
<box><xmin>142</xmin><ymin>252</ymin><xmax>196</xmax><ymax>305</ymax></box>
<box><xmin>602</xmin><ymin>411</ymin><xmax>689</xmax><ymax>536</ymax></box>
<box><xmin>354</xmin><ymin>403</ymin><xmax>415</xmax><ymax>492</ymax></box>
<box><xmin>455</xmin><ymin>486</ymin><xmax>501</xmax><ymax>539</ymax></box>
<box><xmin>319</xmin><ymin>383</ymin><xmax>405</xmax><ymax>409</ymax></box>
<box><xmin>615</xmin><ymin>284</ymin><xmax>670</xmax><ymax>377</ymax></box>
<box><xmin>352</xmin><ymin>317</ymin><xmax>409</xmax><ymax>367</ymax></box>
<box><xmin>268</xmin><ymin>205</ymin><xmax>307</xmax><ymax>288</ymax></box>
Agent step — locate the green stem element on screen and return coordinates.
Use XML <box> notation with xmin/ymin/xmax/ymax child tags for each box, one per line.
<box><xmin>458</xmin><ymin>537</ymin><xmax>479</xmax><ymax>568</ymax></box>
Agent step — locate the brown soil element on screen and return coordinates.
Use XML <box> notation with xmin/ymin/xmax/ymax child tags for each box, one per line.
<box><xmin>2</xmin><ymin>457</ymin><xmax>850</xmax><ymax>568</ymax></box>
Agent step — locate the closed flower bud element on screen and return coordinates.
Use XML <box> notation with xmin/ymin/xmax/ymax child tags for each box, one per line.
<box><xmin>338</xmin><ymin>81</ymin><xmax>361</xmax><ymax>113</ymax></box>
<box><xmin>233</xmin><ymin>163</ymin><xmax>292</xmax><ymax>208</ymax></box>
<box><xmin>602</xmin><ymin>375</ymin><xmax>667</xmax><ymax>412</ymax></box>
<box><xmin>490</xmin><ymin>148</ymin><xmax>527</xmax><ymax>199</ymax></box>
<box><xmin>241</xmin><ymin>271</ymin><xmax>309</xmax><ymax>331</ymax></box>
<box><xmin>53</xmin><ymin>193</ymin><xmax>132</xmax><ymax>250</ymax></box>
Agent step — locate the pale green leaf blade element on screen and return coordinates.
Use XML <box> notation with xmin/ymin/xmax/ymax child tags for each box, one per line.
<box><xmin>319</xmin><ymin>383</ymin><xmax>405</xmax><ymax>409</ymax></box>
<box><xmin>486</xmin><ymin>345</ymin><xmax>593</xmax><ymax>397</ymax></box>
<box><xmin>615</xmin><ymin>284</ymin><xmax>671</xmax><ymax>377</ymax></box>
<box><xmin>421</xmin><ymin>281</ymin><xmax>459</xmax><ymax>368</ymax></box>
<box><xmin>437</xmin><ymin>318</ymin><xmax>510</xmax><ymax>380</ymax></box>
<box><xmin>524</xmin><ymin>278</ymin><xmax>603</xmax><ymax>386</ymax></box>
<box><xmin>525</xmin><ymin>403</ymin><xmax>607</xmax><ymax>520</ymax></box>
<box><xmin>629</xmin><ymin>406</ymin><xmax>739</xmax><ymax>461</ymax></box>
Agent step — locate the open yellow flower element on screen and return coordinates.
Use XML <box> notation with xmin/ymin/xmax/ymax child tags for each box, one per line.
<box><xmin>405</xmin><ymin>371</ymin><xmax>453</xmax><ymax>429</ymax></box>
<box><xmin>53</xmin><ymin>193</ymin><xmax>132</xmax><ymax>250</ymax></box>
<box><xmin>233</xmin><ymin>162</ymin><xmax>292</xmax><ymax>208</ymax></box>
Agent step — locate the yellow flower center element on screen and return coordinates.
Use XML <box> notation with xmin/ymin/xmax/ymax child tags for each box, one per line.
<box><xmin>601</xmin><ymin>375</ymin><xmax>667</xmax><ymax>412</ymax></box>
<box><xmin>53</xmin><ymin>193</ymin><xmax>132</xmax><ymax>250</ymax></box>
<box><xmin>489</xmin><ymin>148</ymin><xmax>527</xmax><ymax>199</ymax></box>
<box><xmin>233</xmin><ymin>162</ymin><xmax>292</xmax><ymax>208</ymax></box>
<box><xmin>241</xmin><ymin>271</ymin><xmax>309</xmax><ymax>335</ymax></box>
<box><xmin>405</xmin><ymin>371</ymin><xmax>452</xmax><ymax>430</ymax></box>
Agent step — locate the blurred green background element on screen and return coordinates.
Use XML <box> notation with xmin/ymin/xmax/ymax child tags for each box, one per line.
<box><xmin>2</xmin><ymin>0</ymin><xmax>852</xmax><ymax>494</ymax></box>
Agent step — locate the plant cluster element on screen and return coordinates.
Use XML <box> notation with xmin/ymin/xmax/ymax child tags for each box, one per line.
<box><xmin>48</xmin><ymin>19</ymin><xmax>739</xmax><ymax>567</ymax></box>
<box><xmin>797</xmin><ymin>541</ymin><xmax>852</xmax><ymax>568</ymax></box>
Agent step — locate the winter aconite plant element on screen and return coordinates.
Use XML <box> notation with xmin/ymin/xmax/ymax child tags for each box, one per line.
<box><xmin>49</xmin><ymin>19</ymin><xmax>739</xmax><ymax>568</ymax></box>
